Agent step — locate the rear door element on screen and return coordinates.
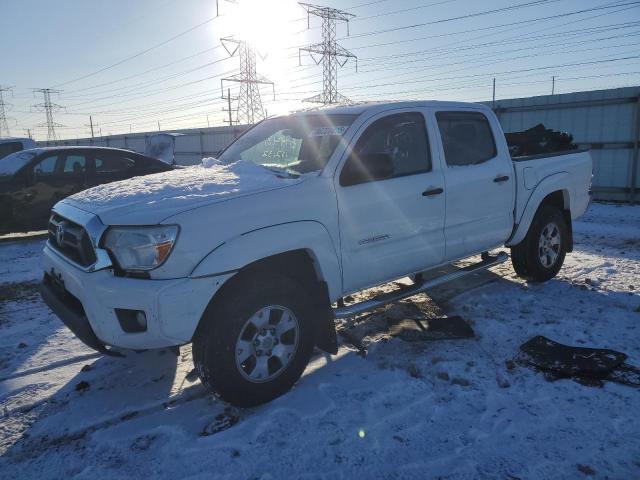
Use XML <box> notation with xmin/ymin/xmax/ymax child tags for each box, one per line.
<box><xmin>335</xmin><ymin>110</ymin><xmax>446</xmax><ymax>293</ymax></box>
<box><xmin>89</xmin><ymin>150</ymin><xmax>137</xmax><ymax>186</ymax></box>
<box><xmin>90</xmin><ymin>151</ymin><xmax>170</xmax><ymax>187</ymax></box>
<box><xmin>433</xmin><ymin>109</ymin><xmax>514</xmax><ymax>260</ymax></box>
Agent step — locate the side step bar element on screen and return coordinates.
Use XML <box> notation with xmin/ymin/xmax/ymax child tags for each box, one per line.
<box><xmin>333</xmin><ymin>251</ymin><xmax>509</xmax><ymax>319</ymax></box>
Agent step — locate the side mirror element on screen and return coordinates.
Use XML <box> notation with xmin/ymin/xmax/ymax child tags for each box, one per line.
<box><xmin>340</xmin><ymin>152</ymin><xmax>394</xmax><ymax>186</ymax></box>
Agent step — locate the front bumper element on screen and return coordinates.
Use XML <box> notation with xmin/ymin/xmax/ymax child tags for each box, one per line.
<box><xmin>40</xmin><ymin>275</ymin><xmax>119</xmax><ymax>356</ymax></box>
<box><xmin>41</xmin><ymin>242</ymin><xmax>233</xmax><ymax>351</ymax></box>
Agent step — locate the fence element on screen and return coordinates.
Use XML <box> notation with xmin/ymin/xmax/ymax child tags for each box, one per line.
<box><xmin>42</xmin><ymin>125</ymin><xmax>248</xmax><ymax>166</ymax></box>
<box><xmin>43</xmin><ymin>86</ymin><xmax>640</xmax><ymax>203</ymax></box>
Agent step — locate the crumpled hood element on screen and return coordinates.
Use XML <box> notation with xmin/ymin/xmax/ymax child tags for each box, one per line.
<box><xmin>63</xmin><ymin>159</ymin><xmax>302</xmax><ymax>225</ymax></box>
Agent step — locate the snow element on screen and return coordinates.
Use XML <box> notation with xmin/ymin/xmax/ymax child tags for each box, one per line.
<box><xmin>64</xmin><ymin>159</ymin><xmax>300</xmax><ymax>216</ymax></box>
<box><xmin>0</xmin><ymin>202</ymin><xmax>639</xmax><ymax>478</ymax></box>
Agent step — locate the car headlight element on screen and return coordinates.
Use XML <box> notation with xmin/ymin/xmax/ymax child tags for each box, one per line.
<box><xmin>103</xmin><ymin>225</ymin><xmax>179</xmax><ymax>271</ymax></box>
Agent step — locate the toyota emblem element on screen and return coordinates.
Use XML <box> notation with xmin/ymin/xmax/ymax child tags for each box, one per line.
<box><xmin>55</xmin><ymin>223</ymin><xmax>65</xmax><ymax>246</ymax></box>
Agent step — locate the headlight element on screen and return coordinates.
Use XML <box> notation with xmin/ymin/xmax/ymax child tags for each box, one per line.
<box><xmin>103</xmin><ymin>225</ymin><xmax>179</xmax><ymax>271</ymax></box>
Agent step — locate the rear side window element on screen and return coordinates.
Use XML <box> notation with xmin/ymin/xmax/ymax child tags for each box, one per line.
<box><xmin>436</xmin><ymin>111</ymin><xmax>497</xmax><ymax>166</ymax></box>
<box><xmin>63</xmin><ymin>154</ymin><xmax>87</xmax><ymax>174</ymax></box>
<box><xmin>95</xmin><ymin>153</ymin><xmax>135</xmax><ymax>173</ymax></box>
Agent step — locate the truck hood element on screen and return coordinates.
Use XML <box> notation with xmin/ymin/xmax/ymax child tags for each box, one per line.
<box><xmin>62</xmin><ymin>159</ymin><xmax>303</xmax><ymax>225</ymax></box>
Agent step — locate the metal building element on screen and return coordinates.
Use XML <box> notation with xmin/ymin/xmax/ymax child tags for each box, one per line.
<box><xmin>484</xmin><ymin>86</ymin><xmax>640</xmax><ymax>203</ymax></box>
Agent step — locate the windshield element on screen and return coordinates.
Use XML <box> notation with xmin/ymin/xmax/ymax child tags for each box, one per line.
<box><xmin>0</xmin><ymin>150</ymin><xmax>39</xmax><ymax>176</ymax></box>
<box><xmin>219</xmin><ymin>114</ymin><xmax>358</xmax><ymax>175</ymax></box>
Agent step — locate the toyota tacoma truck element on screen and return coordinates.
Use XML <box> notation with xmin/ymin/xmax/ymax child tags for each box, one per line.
<box><xmin>40</xmin><ymin>101</ymin><xmax>592</xmax><ymax>406</ymax></box>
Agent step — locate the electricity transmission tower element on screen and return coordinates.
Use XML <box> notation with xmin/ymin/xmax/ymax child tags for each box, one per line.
<box><xmin>33</xmin><ymin>88</ymin><xmax>64</xmax><ymax>141</ymax></box>
<box><xmin>0</xmin><ymin>86</ymin><xmax>14</xmax><ymax>137</ymax></box>
<box><xmin>220</xmin><ymin>36</ymin><xmax>274</xmax><ymax>125</ymax></box>
<box><xmin>298</xmin><ymin>3</ymin><xmax>357</xmax><ymax>105</ymax></box>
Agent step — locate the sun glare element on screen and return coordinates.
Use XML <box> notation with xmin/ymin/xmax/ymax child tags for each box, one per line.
<box><xmin>219</xmin><ymin>0</ymin><xmax>304</xmax><ymax>93</ymax></box>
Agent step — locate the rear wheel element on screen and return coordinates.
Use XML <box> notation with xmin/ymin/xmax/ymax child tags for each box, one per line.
<box><xmin>193</xmin><ymin>272</ymin><xmax>315</xmax><ymax>407</ymax></box>
<box><xmin>510</xmin><ymin>205</ymin><xmax>568</xmax><ymax>282</ymax></box>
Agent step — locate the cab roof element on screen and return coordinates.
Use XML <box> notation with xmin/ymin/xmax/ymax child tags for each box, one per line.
<box><xmin>291</xmin><ymin>100</ymin><xmax>490</xmax><ymax>117</ymax></box>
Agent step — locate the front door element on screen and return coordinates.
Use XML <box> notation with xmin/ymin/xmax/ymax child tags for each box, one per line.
<box><xmin>21</xmin><ymin>152</ymin><xmax>89</xmax><ymax>228</ymax></box>
<box><xmin>89</xmin><ymin>150</ymin><xmax>136</xmax><ymax>187</ymax></box>
<box><xmin>336</xmin><ymin>111</ymin><xmax>446</xmax><ymax>294</ymax></box>
<box><xmin>434</xmin><ymin>110</ymin><xmax>514</xmax><ymax>260</ymax></box>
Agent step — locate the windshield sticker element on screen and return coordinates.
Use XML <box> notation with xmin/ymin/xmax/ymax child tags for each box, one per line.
<box><xmin>310</xmin><ymin>126</ymin><xmax>348</xmax><ymax>137</ymax></box>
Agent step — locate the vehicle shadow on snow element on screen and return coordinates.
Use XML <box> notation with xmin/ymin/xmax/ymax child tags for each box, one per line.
<box><xmin>0</xmin><ymin>346</ymin><xmax>190</xmax><ymax>461</ymax></box>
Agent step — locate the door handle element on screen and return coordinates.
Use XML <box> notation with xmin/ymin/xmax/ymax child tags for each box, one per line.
<box><xmin>422</xmin><ymin>187</ymin><xmax>444</xmax><ymax>197</ymax></box>
<box><xmin>493</xmin><ymin>175</ymin><xmax>510</xmax><ymax>183</ymax></box>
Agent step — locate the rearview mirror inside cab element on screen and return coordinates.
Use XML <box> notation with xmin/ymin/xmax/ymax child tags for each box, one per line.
<box><xmin>340</xmin><ymin>152</ymin><xmax>394</xmax><ymax>186</ymax></box>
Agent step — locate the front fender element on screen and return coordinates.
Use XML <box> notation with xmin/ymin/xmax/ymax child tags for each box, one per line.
<box><xmin>506</xmin><ymin>172</ymin><xmax>570</xmax><ymax>247</ymax></box>
<box><xmin>190</xmin><ymin>221</ymin><xmax>343</xmax><ymax>301</ymax></box>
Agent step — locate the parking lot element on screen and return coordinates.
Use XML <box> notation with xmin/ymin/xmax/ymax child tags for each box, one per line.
<box><xmin>0</xmin><ymin>202</ymin><xmax>638</xmax><ymax>479</ymax></box>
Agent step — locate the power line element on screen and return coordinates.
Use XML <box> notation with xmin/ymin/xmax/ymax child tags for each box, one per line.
<box><xmin>57</xmin><ymin>1</ymin><xmax>640</xmax><ymax>113</ymax></box>
<box><xmin>335</xmin><ymin>0</ymin><xmax>566</xmax><ymax>41</ymax></box>
<box><xmin>63</xmin><ymin>46</ymin><xmax>223</xmax><ymax>95</ymax></box>
<box><xmin>53</xmin><ymin>15</ymin><xmax>219</xmax><ymax>88</ymax></box>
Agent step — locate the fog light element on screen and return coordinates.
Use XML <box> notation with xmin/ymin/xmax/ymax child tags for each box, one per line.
<box><xmin>115</xmin><ymin>308</ymin><xmax>148</xmax><ymax>333</ymax></box>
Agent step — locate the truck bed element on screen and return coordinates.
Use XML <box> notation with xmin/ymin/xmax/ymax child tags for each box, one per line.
<box><xmin>511</xmin><ymin>149</ymin><xmax>592</xmax><ymax>228</ymax></box>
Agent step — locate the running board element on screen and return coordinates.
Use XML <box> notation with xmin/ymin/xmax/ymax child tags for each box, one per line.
<box><xmin>333</xmin><ymin>251</ymin><xmax>509</xmax><ymax>319</ymax></box>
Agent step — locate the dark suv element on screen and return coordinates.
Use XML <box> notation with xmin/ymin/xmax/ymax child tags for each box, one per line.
<box><xmin>0</xmin><ymin>146</ymin><xmax>173</xmax><ymax>232</ymax></box>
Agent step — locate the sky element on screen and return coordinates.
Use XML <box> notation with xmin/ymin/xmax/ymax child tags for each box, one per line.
<box><xmin>1</xmin><ymin>0</ymin><xmax>639</xmax><ymax>140</ymax></box>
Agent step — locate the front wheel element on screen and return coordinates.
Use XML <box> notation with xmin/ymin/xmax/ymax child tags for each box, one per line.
<box><xmin>510</xmin><ymin>205</ymin><xmax>568</xmax><ymax>282</ymax></box>
<box><xmin>193</xmin><ymin>272</ymin><xmax>315</xmax><ymax>407</ymax></box>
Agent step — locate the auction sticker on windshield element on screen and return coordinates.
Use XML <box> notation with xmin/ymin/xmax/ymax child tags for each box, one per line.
<box><xmin>309</xmin><ymin>126</ymin><xmax>348</xmax><ymax>137</ymax></box>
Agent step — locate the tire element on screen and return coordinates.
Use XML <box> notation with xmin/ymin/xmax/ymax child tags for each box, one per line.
<box><xmin>510</xmin><ymin>204</ymin><xmax>568</xmax><ymax>282</ymax></box>
<box><xmin>193</xmin><ymin>271</ymin><xmax>315</xmax><ymax>407</ymax></box>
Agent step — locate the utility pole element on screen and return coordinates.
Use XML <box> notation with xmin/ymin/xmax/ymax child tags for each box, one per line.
<box><xmin>158</xmin><ymin>120</ymin><xmax>161</xmax><ymax>132</ymax></box>
<box><xmin>222</xmin><ymin>87</ymin><xmax>235</xmax><ymax>126</ymax></box>
<box><xmin>89</xmin><ymin>115</ymin><xmax>95</xmax><ymax>138</ymax></box>
<box><xmin>24</xmin><ymin>128</ymin><xmax>32</xmax><ymax>139</ymax></box>
<box><xmin>32</xmin><ymin>88</ymin><xmax>64</xmax><ymax>141</ymax></box>
<box><xmin>298</xmin><ymin>3</ymin><xmax>357</xmax><ymax>105</ymax></box>
<box><xmin>552</xmin><ymin>76</ymin><xmax>555</xmax><ymax>95</ymax></box>
<box><xmin>0</xmin><ymin>86</ymin><xmax>14</xmax><ymax>137</ymax></box>
<box><xmin>207</xmin><ymin>114</ymin><xmax>210</xmax><ymax>128</ymax></box>
<box><xmin>221</xmin><ymin>37</ymin><xmax>274</xmax><ymax>125</ymax></box>
<box><xmin>492</xmin><ymin>77</ymin><xmax>496</xmax><ymax>109</ymax></box>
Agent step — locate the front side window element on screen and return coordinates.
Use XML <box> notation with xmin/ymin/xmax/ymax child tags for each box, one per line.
<box><xmin>33</xmin><ymin>155</ymin><xmax>58</xmax><ymax>176</ymax></box>
<box><xmin>436</xmin><ymin>111</ymin><xmax>497</xmax><ymax>166</ymax></box>
<box><xmin>219</xmin><ymin>114</ymin><xmax>358</xmax><ymax>175</ymax></box>
<box><xmin>63</xmin><ymin>154</ymin><xmax>87</xmax><ymax>174</ymax></box>
<box><xmin>340</xmin><ymin>112</ymin><xmax>431</xmax><ymax>186</ymax></box>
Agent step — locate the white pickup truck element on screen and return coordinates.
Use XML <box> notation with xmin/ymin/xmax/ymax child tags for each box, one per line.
<box><xmin>40</xmin><ymin>101</ymin><xmax>592</xmax><ymax>406</ymax></box>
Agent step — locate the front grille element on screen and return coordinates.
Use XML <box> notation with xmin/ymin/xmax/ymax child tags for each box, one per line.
<box><xmin>48</xmin><ymin>213</ymin><xmax>97</xmax><ymax>267</ymax></box>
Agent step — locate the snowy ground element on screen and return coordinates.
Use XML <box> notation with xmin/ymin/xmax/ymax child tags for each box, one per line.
<box><xmin>0</xmin><ymin>202</ymin><xmax>638</xmax><ymax>479</ymax></box>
